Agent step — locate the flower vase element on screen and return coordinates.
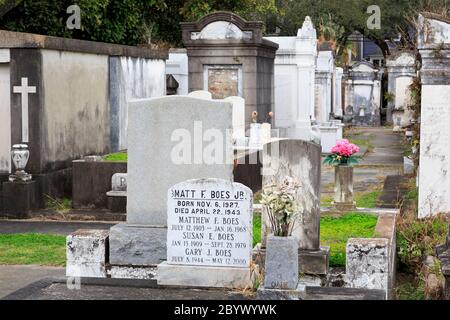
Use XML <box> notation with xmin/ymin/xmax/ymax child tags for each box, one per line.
<box><xmin>9</xmin><ymin>144</ymin><xmax>32</xmax><ymax>182</ymax></box>
<box><xmin>264</xmin><ymin>234</ymin><xmax>299</xmax><ymax>290</ymax></box>
<box><xmin>333</xmin><ymin>165</ymin><xmax>356</xmax><ymax>211</ymax></box>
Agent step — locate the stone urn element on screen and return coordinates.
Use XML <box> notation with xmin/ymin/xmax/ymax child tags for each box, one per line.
<box><xmin>9</xmin><ymin>144</ymin><xmax>32</xmax><ymax>182</ymax></box>
<box><xmin>333</xmin><ymin>165</ymin><xmax>356</xmax><ymax>211</ymax></box>
<box><xmin>264</xmin><ymin>235</ymin><xmax>299</xmax><ymax>290</ymax></box>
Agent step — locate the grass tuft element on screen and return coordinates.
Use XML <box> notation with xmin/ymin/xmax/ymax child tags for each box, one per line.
<box><xmin>0</xmin><ymin>234</ymin><xmax>66</xmax><ymax>267</ymax></box>
<box><xmin>103</xmin><ymin>152</ymin><xmax>128</xmax><ymax>162</ymax></box>
<box><xmin>253</xmin><ymin>212</ymin><xmax>378</xmax><ymax>267</ymax></box>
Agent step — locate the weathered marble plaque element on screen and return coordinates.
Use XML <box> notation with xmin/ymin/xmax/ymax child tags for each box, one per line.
<box><xmin>167</xmin><ymin>178</ymin><xmax>252</xmax><ymax>267</ymax></box>
<box><xmin>207</xmin><ymin>67</ymin><xmax>239</xmax><ymax>99</ymax></box>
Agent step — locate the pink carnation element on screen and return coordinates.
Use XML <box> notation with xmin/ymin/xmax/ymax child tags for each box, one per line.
<box><xmin>331</xmin><ymin>139</ymin><xmax>359</xmax><ymax>157</ymax></box>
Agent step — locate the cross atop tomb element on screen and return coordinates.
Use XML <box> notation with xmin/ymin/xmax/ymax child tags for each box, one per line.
<box><xmin>13</xmin><ymin>77</ymin><xmax>36</xmax><ymax>143</ymax></box>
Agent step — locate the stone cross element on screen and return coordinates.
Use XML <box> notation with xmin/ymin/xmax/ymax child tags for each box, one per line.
<box><xmin>13</xmin><ymin>77</ymin><xmax>36</xmax><ymax>143</ymax></box>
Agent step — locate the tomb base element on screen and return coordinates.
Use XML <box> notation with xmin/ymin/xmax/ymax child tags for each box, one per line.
<box><xmin>332</xmin><ymin>201</ymin><xmax>357</xmax><ymax>211</ymax></box>
<box><xmin>257</xmin><ymin>284</ymin><xmax>306</xmax><ymax>300</ymax></box>
<box><xmin>156</xmin><ymin>262</ymin><xmax>255</xmax><ymax>289</ymax></box>
<box><xmin>2</xmin><ymin>181</ymin><xmax>37</xmax><ymax>218</ymax></box>
<box><xmin>109</xmin><ymin>223</ymin><xmax>167</xmax><ymax>266</ymax></box>
<box><xmin>106</xmin><ymin>191</ymin><xmax>127</xmax><ymax>213</ymax></box>
<box><xmin>109</xmin><ymin>265</ymin><xmax>156</xmax><ymax>279</ymax></box>
<box><xmin>253</xmin><ymin>245</ymin><xmax>330</xmax><ymax>275</ymax></box>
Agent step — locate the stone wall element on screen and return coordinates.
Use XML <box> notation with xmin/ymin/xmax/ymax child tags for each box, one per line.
<box><xmin>0</xmin><ymin>50</ymin><xmax>10</xmax><ymax>173</ymax></box>
<box><xmin>110</xmin><ymin>56</ymin><xmax>166</xmax><ymax>151</ymax></box>
<box><xmin>41</xmin><ymin>50</ymin><xmax>110</xmax><ymax>171</ymax></box>
<box><xmin>0</xmin><ymin>30</ymin><xmax>167</xmax><ymax>207</ymax></box>
<box><xmin>346</xmin><ymin>212</ymin><xmax>397</xmax><ymax>300</ymax></box>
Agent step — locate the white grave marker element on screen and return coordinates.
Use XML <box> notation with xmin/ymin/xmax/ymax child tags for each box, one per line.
<box><xmin>13</xmin><ymin>77</ymin><xmax>36</xmax><ymax>143</ymax></box>
<box><xmin>166</xmin><ymin>178</ymin><xmax>252</xmax><ymax>268</ymax></box>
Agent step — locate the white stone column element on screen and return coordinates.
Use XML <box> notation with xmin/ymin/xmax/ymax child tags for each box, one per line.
<box><xmin>265</xmin><ymin>16</ymin><xmax>318</xmax><ymax>141</ymax></box>
<box><xmin>315</xmin><ymin>50</ymin><xmax>335</xmax><ymax>124</ymax></box>
<box><xmin>417</xmin><ymin>13</ymin><xmax>450</xmax><ymax>218</ymax></box>
<box><xmin>334</xmin><ymin>67</ymin><xmax>344</xmax><ymax>117</ymax></box>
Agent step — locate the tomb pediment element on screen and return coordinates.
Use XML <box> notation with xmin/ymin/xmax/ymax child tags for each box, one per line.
<box><xmin>190</xmin><ymin>21</ymin><xmax>252</xmax><ymax>40</ymax></box>
<box><xmin>351</xmin><ymin>61</ymin><xmax>376</xmax><ymax>72</ymax></box>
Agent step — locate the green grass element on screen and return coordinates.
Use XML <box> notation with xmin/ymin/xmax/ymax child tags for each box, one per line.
<box><xmin>355</xmin><ymin>190</ymin><xmax>382</xmax><ymax>208</ymax></box>
<box><xmin>395</xmin><ymin>280</ymin><xmax>425</xmax><ymax>300</ymax></box>
<box><xmin>320</xmin><ymin>213</ymin><xmax>378</xmax><ymax>267</ymax></box>
<box><xmin>45</xmin><ymin>196</ymin><xmax>72</xmax><ymax>213</ymax></box>
<box><xmin>321</xmin><ymin>195</ymin><xmax>333</xmax><ymax>207</ymax></box>
<box><xmin>103</xmin><ymin>151</ymin><xmax>128</xmax><ymax>162</ymax></box>
<box><xmin>0</xmin><ymin>234</ymin><xmax>66</xmax><ymax>266</ymax></box>
<box><xmin>253</xmin><ymin>214</ymin><xmax>262</xmax><ymax>247</ymax></box>
<box><xmin>253</xmin><ymin>212</ymin><xmax>378</xmax><ymax>267</ymax></box>
<box><xmin>348</xmin><ymin>136</ymin><xmax>374</xmax><ymax>154</ymax></box>
<box><xmin>321</xmin><ymin>189</ymin><xmax>381</xmax><ymax>208</ymax></box>
<box><xmin>254</xmin><ymin>193</ymin><xmax>262</xmax><ymax>204</ymax></box>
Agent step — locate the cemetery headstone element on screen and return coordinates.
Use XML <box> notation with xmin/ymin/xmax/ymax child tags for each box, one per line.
<box><xmin>157</xmin><ymin>178</ymin><xmax>254</xmax><ymax>288</ymax></box>
<box><xmin>109</xmin><ymin>96</ymin><xmax>234</xmax><ymax>268</ymax></box>
<box><xmin>223</xmin><ymin>96</ymin><xmax>245</xmax><ymax>142</ymax></box>
<box><xmin>187</xmin><ymin>90</ymin><xmax>212</xmax><ymax>99</ymax></box>
<box><xmin>106</xmin><ymin>173</ymin><xmax>127</xmax><ymax>213</ymax></box>
<box><xmin>260</xmin><ymin>139</ymin><xmax>329</xmax><ymax>275</ymax></box>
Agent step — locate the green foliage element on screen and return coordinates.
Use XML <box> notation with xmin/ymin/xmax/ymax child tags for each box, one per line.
<box><xmin>323</xmin><ymin>154</ymin><xmax>359</xmax><ymax>166</ymax></box>
<box><xmin>395</xmin><ymin>279</ymin><xmax>425</xmax><ymax>300</ymax></box>
<box><xmin>320</xmin><ymin>213</ymin><xmax>378</xmax><ymax>267</ymax></box>
<box><xmin>0</xmin><ymin>0</ymin><xmax>277</xmax><ymax>46</ymax></box>
<box><xmin>45</xmin><ymin>196</ymin><xmax>72</xmax><ymax>213</ymax></box>
<box><xmin>253</xmin><ymin>212</ymin><xmax>378</xmax><ymax>267</ymax></box>
<box><xmin>272</xmin><ymin>0</ymin><xmax>449</xmax><ymax>59</ymax></box>
<box><xmin>260</xmin><ymin>177</ymin><xmax>299</xmax><ymax>237</ymax></box>
<box><xmin>384</xmin><ymin>92</ymin><xmax>395</xmax><ymax>103</ymax></box>
<box><xmin>103</xmin><ymin>151</ymin><xmax>128</xmax><ymax>162</ymax></box>
<box><xmin>349</xmin><ymin>136</ymin><xmax>374</xmax><ymax>153</ymax></box>
<box><xmin>396</xmin><ymin>212</ymin><xmax>448</xmax><ymax>274</ymax></box>
<box><xmin>355</xmin><ymin>190</ymin><xmax>381</xmax><ymax>208</ymax></box>
<box><xmin>180</xmin><ymin>0</ymin><xmax>277</xmax><ymax>22</ymax></box>
<box><xmin>0</xmin><ymin>233</ymin><xmax>66</xmax><ymax>266</ymax></box>
<box><xmin>253</xmin><ymin>214</ymin><xmax>261</xmax><ymax>247</ymax></box>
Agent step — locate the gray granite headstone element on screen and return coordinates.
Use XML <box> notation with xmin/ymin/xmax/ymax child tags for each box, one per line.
<box><xmin>109</xmin><ymin>96</ymin><xmax>234</xmax><ymax>266</ymax></box>
<box><xmin>264</xmin><ymin>235</ymin><xmax>299</xmax><ymax>290</ymax></box>
<box><xmin>126</xmin><ymin>96</ymin><xmax>234</xmax><ymax>226</ymax></box>
<box><xmin>262</xmin><ymin>139</ymin><xmax>321</xmax><ymax>250</ymax></box>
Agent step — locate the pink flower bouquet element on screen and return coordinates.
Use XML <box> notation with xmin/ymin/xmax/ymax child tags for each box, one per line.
<box><xmin>324</xmin><ymin>139</ymin><xmax>360</xmax><ymax>166</ymax></box>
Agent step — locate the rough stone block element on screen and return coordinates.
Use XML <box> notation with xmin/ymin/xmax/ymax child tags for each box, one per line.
<box><xmin>298</xmin><ymin>247</ymin><xmax>330</xmax><ymax>275</ymax></box>
<box><xmin>109</xmin><ymin>265</ymin><xmax>156</xmax><ymax>279</ymax></box>
<box><xmin>109</xmin><ymin>223</ymin><xmax>167</xmax><ymax>266</ymax></box>
<box><xmin>66</xmin><ymin>229</ymin><xmax>109</xmax><ymax>264</ymax></box>
<box><xmin>264</xmin><ymin>235</ymin><xmax>298</xmax><ymax>290</ymax></box>
<box><xmin>346</xmin><ymin>238</ymin><xmax>389</xmax><ymax>297</ymax></box>
<box><xmin>253</xmin><ymin>246</ymin><xmax>329</xmax><ymax>276</ymax></box>
<box><xmin>157</xmin><ymin>262</ymin><xmax>255</xmax><ymax>289</ymax></box>
<box><xmin>66</xmin><ymin>229</ymin><xmax>108</xmax><ymax>278</ymax></box>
